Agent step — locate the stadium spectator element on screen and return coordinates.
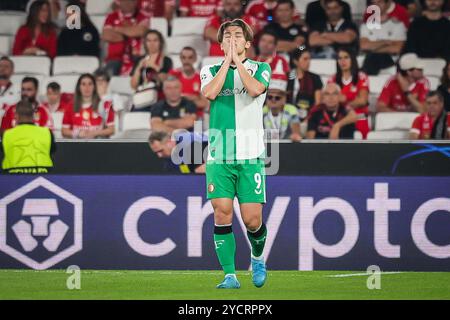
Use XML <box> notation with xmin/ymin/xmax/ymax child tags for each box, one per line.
<box><xmin>62</xmin><ymin>74</ymin><xmax>115</xmax><ymax>139</ymax></box>
<box><xmin>395</xmin><ymin>0</ymin><xmax>419</xmax><ymax>18</ymax></box>
<box><xmin>180</xmin><ymin>0</ymin><xmax>222</xmax><ymax>17</ymax></box>
<box><xmin>102</xmin><ymin>0</ymin><xmax>149</xmax><ymax>76</ymax></box>
<box><xmin>305</xmin><ymin>0</ymin><xmax>352</xmax><ymax>29</ymax></box>
<box><xmin>420</xmin><ymin>0</ymin><xmax>450</xmax><ymax>16</ymax></box>
<box><xmin>245</xmin><ymin>0</ymin><xmax>278</xmax><ymax>30</ymax></box>
<box><xmin>204</xmin><ymin>0</ymin><xmax>259</xmax><ymax>56</ymax></box>
<box><xmin>437</xmin><ymin>61</ymin><xmax>450</xmax><ymax>112</ymax></box>
<box><xmin>1</xmin><ymin>77</ymin><xmax>53</xmax><ymax>135</ymax></box>
<box><xmin>409</xmin><ymin>91</ymin><xmax>450</xmax><ymax>139</ymax></box>
<box><xmin>0</xmin><ymin>57</ymin><xmax>20</xmax><ymax>110</ymax></box>
<box><xmin>12</xmin><ymin>0</ymin><xmax>57</xmax><ymax>59</ymax></box>
<box><xmin>148</xmin><ymin>130</ymin><xmax>207</xmax><ymax>174</ymax></box>
<box><xmin>287</xmin><ymin>46</ymin><xmax>323</xmax><ymax>121</ymax></box>
<box><xmin>364</xmin><ymin>0</ymin><xmax>410</xmax><ymax>28</ymax></box>
<box><xmin>168</xmin><ymin>47</ymin><xmax>209</xmax><ymax>119</ymax></box>
<box><xmin>43</xmin><ymin>82</ymin><xmax>73</xmax><ymax>113</ymax></box>
<box><xmin>1</xmin><ymin>99</ymin><xmax>56</xmax><ymax>174</ymax></box>
<box><xmin>328</xmin><ymin>48</ymin><xmax>370</xmax><ymax>138</ymax></box>
<box><xmin>263</xmin><ymin>0</ymin><xmax>307</xmax><ymax>54</ymax></box>
<box><xmin>306</xmin><ymin>82</ymin><xmax>358</xmax><ymax>139</ymax></box>
<box><xmin>93</xmin><ymin>69</ymin><xmax>124</xmax><ymax>110</ymax></box>
<box><xmin>26</xmin><ymin>0</ymin><xmax>66</xmax><ymax>26</ymax></box>
<box><xmin>403</xmin><ymin>0</ymin><xmax>450</xmax><ymax>60</ymax></box>
<box><xmin>113</xmin><ymin>0</ymin><xmax>175</xmax><ymax>19</ymax></box>
<box><xmin>377</xmin><ymin>53</ymin><xmax>430</xmax><ymax>113</ymax></box>
<box><xmin>254</xmin><ymin>31</ymin><xmax>290</xmax><ymax>76</ymax></box>
<box><xmin>57</xmin><ymin>0</ymin><xmax>100</xmax><ymax>57</ymax></box>
<box><xmin>263</xmin><ymin>74</ymin><xmax>302</xmax><ymax>141</ymax></box>
<box><xmin>131</xmin><ymin>30</ymin><xmax>173</xmax><ymax>101</ymax></box>
<box><xmin>308</xmin><ymin>0</ymin><xmax>359</xmax><ymax>59</ymax></box>
<box><xmin>150</xmin><ymin>77</ymin><xmax>197</xmax><ymax>134</ymax></box>
<box><xmin>360</xmin><ymin>0</ymin><xmax>407</xmax><ymax>75</ymax></box>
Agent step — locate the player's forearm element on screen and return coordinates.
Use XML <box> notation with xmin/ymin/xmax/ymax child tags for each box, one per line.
<box><xmin>235</xmin><ymin>62</ymin><xmax>266</xmax><ymax>97</ymax></box>
<box><xmin>202</xmin><ymin>62</ymin><xmax>231</xmax><ymax>100</ymax></box>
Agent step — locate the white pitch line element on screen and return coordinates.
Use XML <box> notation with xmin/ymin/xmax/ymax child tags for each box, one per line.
<box><xmin>326</xmin><ymin>272</ymin><xmax>403</xmax><ymax>278</ymax></box>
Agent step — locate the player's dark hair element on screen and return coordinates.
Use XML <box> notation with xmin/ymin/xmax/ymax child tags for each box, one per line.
<box><xmin>47</xmin><ymin>82</ymin><xmax>61</xmax><ymax>92</ymax></box>
<box><xmin>22</xmin><ymin>77</ymin><xmax>39</xmax><ymax>90</ymax></box>
<box><xmin>217</xmin><ymin>18</ymin><xmax>254</xmax><ymax>43</ymax></box>
<box><xmin>149</xmin><ymin>131</ymin><xmax>169</xmax><ymax>144</ymax></box>
<box><xmin>335</xmin><ymin>47</ymin><xmax>359</xmax><ymax>87</ymax></box>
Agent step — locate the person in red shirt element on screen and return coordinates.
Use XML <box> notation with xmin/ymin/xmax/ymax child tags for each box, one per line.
<box><xmin>102</xmin><ymin>0</ymin><xmax>149</xmax><ymax>76</ymax></box>
<box><xmin>180</xmin><ymin>0</ymin><xmax>222</xmax><ymax>17</ymax></box>
<box><xmin>364</xmin><ymin>0</ymin><xmax>410</xmax><ymax>28</ymax></box>
<box><xmin>62</xmin><ymin>74</ymin><xmax>115</xmax><ymax>139</ymax></box>
<box><xmin>254</xmin><ymin>31</ymin><xmax>290</xmax><ymax>77</ymax></box>
<box><xmin>1</xmin><ymin>77</ymin><xmax>53</xmax><ymax>135</ymax></box>
<box><xmin>328</xmin><ymin>48</ymin><xmax>371</xmax><ymax>139</ymax></box>
<box><xmin>13</xmin><ymin>0</ymin><xmax>57</xmax><ymax>59</ymax></box>
<box><xmin>0</xmin><ymin>57</ymin><xmax>20</xmax><ymax>110</ymax></box>
<box><xmin>204</xmin><ymin>0</ymin><xmax>259</xmax><ymax>56</ymax></box>
<box><xmin>169</xmin><ymin>47</ymin><xmax>208</xmax><ymax>119</ymax></box>
<box><xmin>377</xmin><ymin>53</ymin><xmax>430</xmax><ymax>113</ymax></box>
<box><xmin>43</xmin><ymin>82</ymin><xmax>73</xmax><ymax>113</ymax></box>
<box><xmin>245</xmin><ymin>0</ymin><xmax>278</xmax><ymax>30</ymax></box>
<box><xmin>410</xmin><ymin>91</ymin><xmax>450</xmax><ymax>139</ymax></box>
<box><xmin>113</xmin><ymin>0</ymin><xmax>175</xmax><ymax>18</ymax></box>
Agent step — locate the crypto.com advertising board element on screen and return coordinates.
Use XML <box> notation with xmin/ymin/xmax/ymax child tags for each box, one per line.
<box><xmin>0</xmin><ymin>176</ymin><xmax>449</xmax><ymax>271</ymax></box>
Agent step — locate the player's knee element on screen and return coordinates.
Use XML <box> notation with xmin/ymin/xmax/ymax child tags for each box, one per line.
<box><xmin>243</xmin><ymin>216</ymin><xmax>261</xmax><ymax>231</ymax></box>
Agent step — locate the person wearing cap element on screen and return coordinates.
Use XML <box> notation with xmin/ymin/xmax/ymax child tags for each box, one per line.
<box><xmin>306</xmin><ymin>82</ymin><xmax>358</xmax><ymax>139</ymax></box>
<box><xmin>263</xmin><ymin>75</ymin><xmax>302</xmax><ymax>142</ymax></box>
<box><xmin>376</xmin><ymin>53</ymin><xmax>430</xmax><ymax>113</ymax></box>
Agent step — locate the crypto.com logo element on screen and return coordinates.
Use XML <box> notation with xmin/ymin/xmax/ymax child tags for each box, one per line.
<box><xmin>0</xmin><ymin>177</ymin><xmax>82</xmax><ymax>270</ymax></box>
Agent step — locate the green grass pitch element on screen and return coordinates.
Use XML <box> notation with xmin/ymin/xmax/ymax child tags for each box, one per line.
<box><xmin>0</xmin><ymin>270</ymin><xmax>449</xmax><ymax>300</ymax></box>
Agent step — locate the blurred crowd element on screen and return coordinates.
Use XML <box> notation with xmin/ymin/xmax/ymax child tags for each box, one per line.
<box><xmin>0</xmin><ymin>0</ymin><xmax>449</xmax><ymax>144</ymax></box>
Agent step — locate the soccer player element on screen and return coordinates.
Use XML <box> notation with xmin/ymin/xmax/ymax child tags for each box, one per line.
<box><xmin>200</xmin><ymin>19</ymin><xmax>272</xmax><ymax>289</ymax></box>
